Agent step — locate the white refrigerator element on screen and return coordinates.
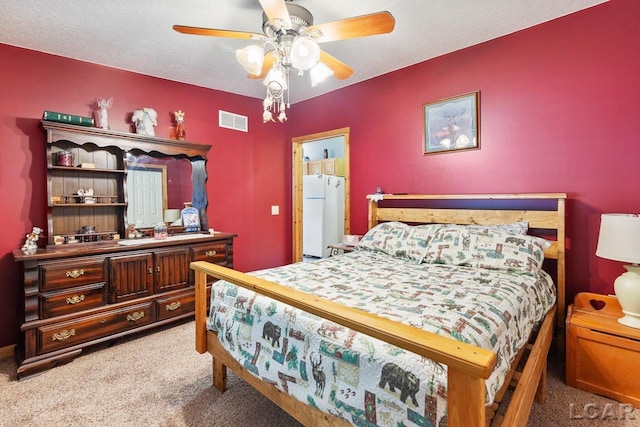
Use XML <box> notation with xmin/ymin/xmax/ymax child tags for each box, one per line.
<box><xmin>303</xmin><ymin>174</ymin><xmax>345</xmax><ymax>258</ymax></box>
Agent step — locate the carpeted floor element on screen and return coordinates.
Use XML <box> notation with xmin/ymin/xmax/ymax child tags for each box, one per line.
<box><xmin>1</xmin><ymin>320</ymin><xmax>638</xmax><ymax>427</ymax></box>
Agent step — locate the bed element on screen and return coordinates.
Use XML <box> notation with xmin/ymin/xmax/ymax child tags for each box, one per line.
<box><xmin>191</xmin><ymin>193</ymin><xmax>566</xmax><ymax>426</ymax></box>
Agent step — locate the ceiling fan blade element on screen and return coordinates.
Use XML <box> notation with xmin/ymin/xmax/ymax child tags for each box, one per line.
<box><xmin>319</xmin><ymin>50</ymin><xmax>354</xmax><ymax>80</ymax></box>
<box><xmin>308</xmin><ymin>11</ymin><xmax>395</xmax><ymax>43</ymax></box>
<box><xmin>173</xmin><ymin>25</ymin><xmax>265</xmax><ymax>40</ymax></box>
<box><xmin>258</xmin><ymin>0</ymin><xmax>292</xmax><ymax>29</ymax></box>
<box><xmin>247</xmin><ymin>53</ymin><xmax>277</xmax><ymax>80</ymax></box>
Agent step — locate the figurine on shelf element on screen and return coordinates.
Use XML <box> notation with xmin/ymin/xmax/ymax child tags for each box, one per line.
<box><xmin>132</xmin><ymin>108</ymin><xmax>158</xmax><ymax>136</ymax></box>
<box><xmin>94</xmin><ymin>97</ymin><xmax>113</xmax><ymax>130</ymax></box>
<box><xmin>77</xmin><ymin>188</ymin><xmax>95</xmax><ymax>204</ymax></box>
<box><xmin>21</xmin><ymin>227</ymin><xmax>43</xmax><ymax>254</ymax></box>
<box><xmin>174</xmin><ymin>110</ymin><xmax>186</xmax><ymax>140</ymax></box>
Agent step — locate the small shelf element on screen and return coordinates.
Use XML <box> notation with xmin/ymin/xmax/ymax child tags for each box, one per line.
<box><xmin>53</xmin><ymin>195</ymin><xmax>122</xmax><ymax>205</ymax></box>
<box><xmin>52</xmin><ymin>231</ymin><xmax>120</xmax><ymax>245</ymax></box>
<box><xmin>52</xmin><ymin>203</ymin><xmax>126</xmax><ymax>207</ymax></box>
<box><xmin>50</xmin><ymin>165</ymin><xmax>126</xmax><ymax>174</ymax></box>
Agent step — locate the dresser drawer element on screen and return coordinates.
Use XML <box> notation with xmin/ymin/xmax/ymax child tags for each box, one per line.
<box><xmin>191</xmin><ymin>242</ymin><xmax>229</xmax><ymax>265</ymax></box>
<box><xmin>155</xmin><ymin>291</ymin><xmax>195</xmax><ymax>321</ymax></box>
<box><xmin>41</xmin><ymin>283</ymin><xmax>106</xmax><ymax>318</ymax></box>
<box><xmin>41</xmin><ymin>258</ymin><xmax>106</xmax><ymax>291</ymax></box>
<box><xmin>38</xmin><ymin>302</ymin><xmax>154</xmax><ymax>354</ymax></box>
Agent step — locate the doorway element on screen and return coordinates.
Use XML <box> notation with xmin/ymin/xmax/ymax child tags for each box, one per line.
<box><xmin>292</xmin><ymin>127</ymin><xmax>350</xmax><ymax>263</ymax></box>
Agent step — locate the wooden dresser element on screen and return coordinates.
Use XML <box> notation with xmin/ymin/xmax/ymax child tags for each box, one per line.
<box><xmin>566</xmin><ymin>292</ymin><xmax>640</xmax><ymax>406</ymax></box>
<box><xmin>13</xmin><ymin>120</ymin><xmax>236</xmax><ymax>379</ymax></box>
<box><xmin>13</xmin><ymin>233</ymin><xmax>236</xmax><ymax>379</ymax></box>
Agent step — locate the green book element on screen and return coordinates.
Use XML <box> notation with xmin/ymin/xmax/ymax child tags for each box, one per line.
<box><xmin>43</xmin><ymin>110</ymin><xmax>95</xmax><ymax>127</ymax></box>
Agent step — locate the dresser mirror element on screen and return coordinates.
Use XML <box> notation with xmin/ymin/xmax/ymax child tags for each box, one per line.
<box><xmin>126</xmin><ymin>154</ymin><xmax>194</xmax><ymax>228</ymax></box>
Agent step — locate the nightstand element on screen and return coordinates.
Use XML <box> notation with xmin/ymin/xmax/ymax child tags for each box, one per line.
<box><xmin>566</xmin><ymin>292</ymin><xmax>640</xmax><ymax>406</ymax></box>
<box><xmin>327</xmin><ymin>244</ymin><xmax>356</xmax><ymax>257</ymax></box>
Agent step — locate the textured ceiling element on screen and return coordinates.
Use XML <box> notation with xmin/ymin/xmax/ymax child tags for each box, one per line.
<box><xmin>1</xmin><ymin>0</ymin><xmax>607</xmax><ymax>104</ymax></box>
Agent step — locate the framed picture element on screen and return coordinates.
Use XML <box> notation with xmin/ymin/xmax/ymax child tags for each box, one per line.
<box><xmin>423</xmin><ymin>91</ymin><xmax>480</xmax><ymax>155</ymax></box>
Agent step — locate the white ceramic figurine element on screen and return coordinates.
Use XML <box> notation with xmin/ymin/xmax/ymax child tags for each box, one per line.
<box><xmin>132</xmin><ymin>108</ymin><xmax>158</xmax><ymax>136</ymax></box>
<box><xmin>21</xmin><ymin>226</ymin><xmax>43</xmax><ymax>254</ymax></box>
<box><xmin>95</xmin><ymin>97</ymin><xmax>113</xmax><ymax>130</ymax></box>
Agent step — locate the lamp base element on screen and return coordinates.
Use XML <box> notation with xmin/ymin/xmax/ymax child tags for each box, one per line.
<box><xmin>618</xmin><ymin>314</ymin><xmax>640</xmax><ymax>329</ymax></box>
<box><xmin>614</xmin><ymin>264</ymin><xmax>640</xmax><ymax>329</ymax></box>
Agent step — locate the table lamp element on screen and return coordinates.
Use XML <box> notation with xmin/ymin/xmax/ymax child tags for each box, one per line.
<box><xmin>164</xmin><ymin>209</ymin><xmax>181</xmax><ymax>225</ymax></box>
<box><xmin>596</xmin><ymin>213</ymin><xmax>640</xmax><ymax>328</ymax></box>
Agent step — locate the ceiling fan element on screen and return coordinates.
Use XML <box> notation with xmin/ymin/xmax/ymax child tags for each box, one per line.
<box><xmin>173</xmin><ymin>0</ymin><xmax>395</xmax><ymax>123</ymax></box>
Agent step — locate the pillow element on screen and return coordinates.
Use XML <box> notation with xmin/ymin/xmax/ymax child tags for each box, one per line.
<box><xmin>357</xmin><ymin>222</ymin><xmax>441</xmax><ymax>264</ymax></box>
<box><xmin>460</xmin><ymin>221</ymin><xmax>529</xmax><ymax>235</ymax></box>
<box><xmin>423</xmin><ymin>225</ymin><xmax>551</xmax><ymax>275</ymax></box>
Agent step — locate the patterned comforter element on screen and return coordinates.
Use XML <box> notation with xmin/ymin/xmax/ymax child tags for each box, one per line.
<box><xmin>207</xmin><ymin>250</ymin><xmax>555</xmax><ymax>426</ymax></box>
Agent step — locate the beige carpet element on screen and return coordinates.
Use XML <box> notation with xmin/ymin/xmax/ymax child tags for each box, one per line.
<box><xmin>1</xmin><ymin>320</ymin><xmax>638</xmax><ymax>427</ymax></box>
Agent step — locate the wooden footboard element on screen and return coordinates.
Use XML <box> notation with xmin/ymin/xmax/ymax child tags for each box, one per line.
<box><xmin>192</xmin><ymin>261</ymin><xmax>552</xmax><ymax>427</ymax></box>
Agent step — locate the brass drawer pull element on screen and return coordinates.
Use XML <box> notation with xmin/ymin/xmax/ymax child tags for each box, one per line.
<box><xmin>66</xmin><ymin>269</ymin><xmax>85</xmax><ymax>279</ymax></box>
<box><xmin>126</xmin><ymin>311</ymin><xmax>145</xmax><ymax>322</ymax></box>
<box><xmin>66</xmin><ymin>295</ymin><xmax>85</xmax><ymax>305</ymax></box>
<box><xmin>166</xmin><ymin>302</ymin><xmax>181</xmax><ymax>311</ymax></box>
<box><xmin>148</xmin><ymin>268</ymin><xmax>153</xmax><ymax>275</ymax></box>
<box><xmin>52</xmin><ymin>329</ymin><xmax>76</xmax><ymax>342</ymax></box>
<box><xmin>205</xmin><ymin>250</ymin><xmax>217</xmax><ymax>257</ymax></box>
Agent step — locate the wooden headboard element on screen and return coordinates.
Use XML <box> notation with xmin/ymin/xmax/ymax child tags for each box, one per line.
<box><xmin>367</xmin><ymin>193</ymin><xmax>567</xmax><ymax>327</ymax></box>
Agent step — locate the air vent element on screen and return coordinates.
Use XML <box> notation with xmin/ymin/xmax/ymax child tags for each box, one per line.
<box><xmin>219</xmin><ymin>110</ymin><xmax>248</xmax><ymax>132</ymax></box>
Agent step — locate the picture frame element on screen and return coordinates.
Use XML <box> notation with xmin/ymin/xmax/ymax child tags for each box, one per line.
<box><xmin>423</xmin><ymin>91</ymin><xmax>480</xmax><ymax>155</ymax></box>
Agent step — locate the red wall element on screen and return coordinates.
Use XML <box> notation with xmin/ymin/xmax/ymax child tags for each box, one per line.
<box><xmin>286</xmin><ymin>0</ymin><xmax>640</xmax><ymax>303</ymax></box>
<box><xmin>1</xmin><ymin>0</ymin><xmax>638</xmax><ymax>348</ymax></box>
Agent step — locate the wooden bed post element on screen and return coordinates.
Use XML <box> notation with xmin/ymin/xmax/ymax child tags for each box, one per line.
<box><xmin>556</xmin><ymin>197</ymin><xmax>566</xmax><ymax>329</ymax></box>
<box><xmin>194</xmin><ymin>269</ymin><xmax>207</xmax><ymax>354</ymax></box>
<box><xmin>368</xmin><ymin>197</ymin><xmax>379</xmax><ymax>229</ymax></box>
<box><xmin>212</xmin><ymin>353</ymin><xmax>228</xmax><ymax>392</ymax></box>
<box><xmin>447</xmin><ymin>369</ymin><xmax>486</xmax><ymax>426</ymax></box>
<box><xmin>554</xmin><ymin>196</ymin><xmax>567</xmax><ymax>358</ymax></box>
<box><xmin>194</xmin><ymin>266</ymin><xmax>229</xmax><ymax>392</ymax></box>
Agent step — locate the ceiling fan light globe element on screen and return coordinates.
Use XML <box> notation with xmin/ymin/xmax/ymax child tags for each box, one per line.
<box><xmin>290</xmin><ymin>37</ymin><xmax>320</xmax><ymax>71</ymax></box>
<box><xmin>236</xmin><ymin>45</ymin><xmax>265</xmax><ymax>75</ymax></box>
<box><xmin>310</xmin><ymin>62</ymin><xmax>334</xmax><ymax>86</ymax></box>
<box><xmin>263</xmin><ymin>66</ymin><xmax>288</xmax><ymax>90</ymax></box>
